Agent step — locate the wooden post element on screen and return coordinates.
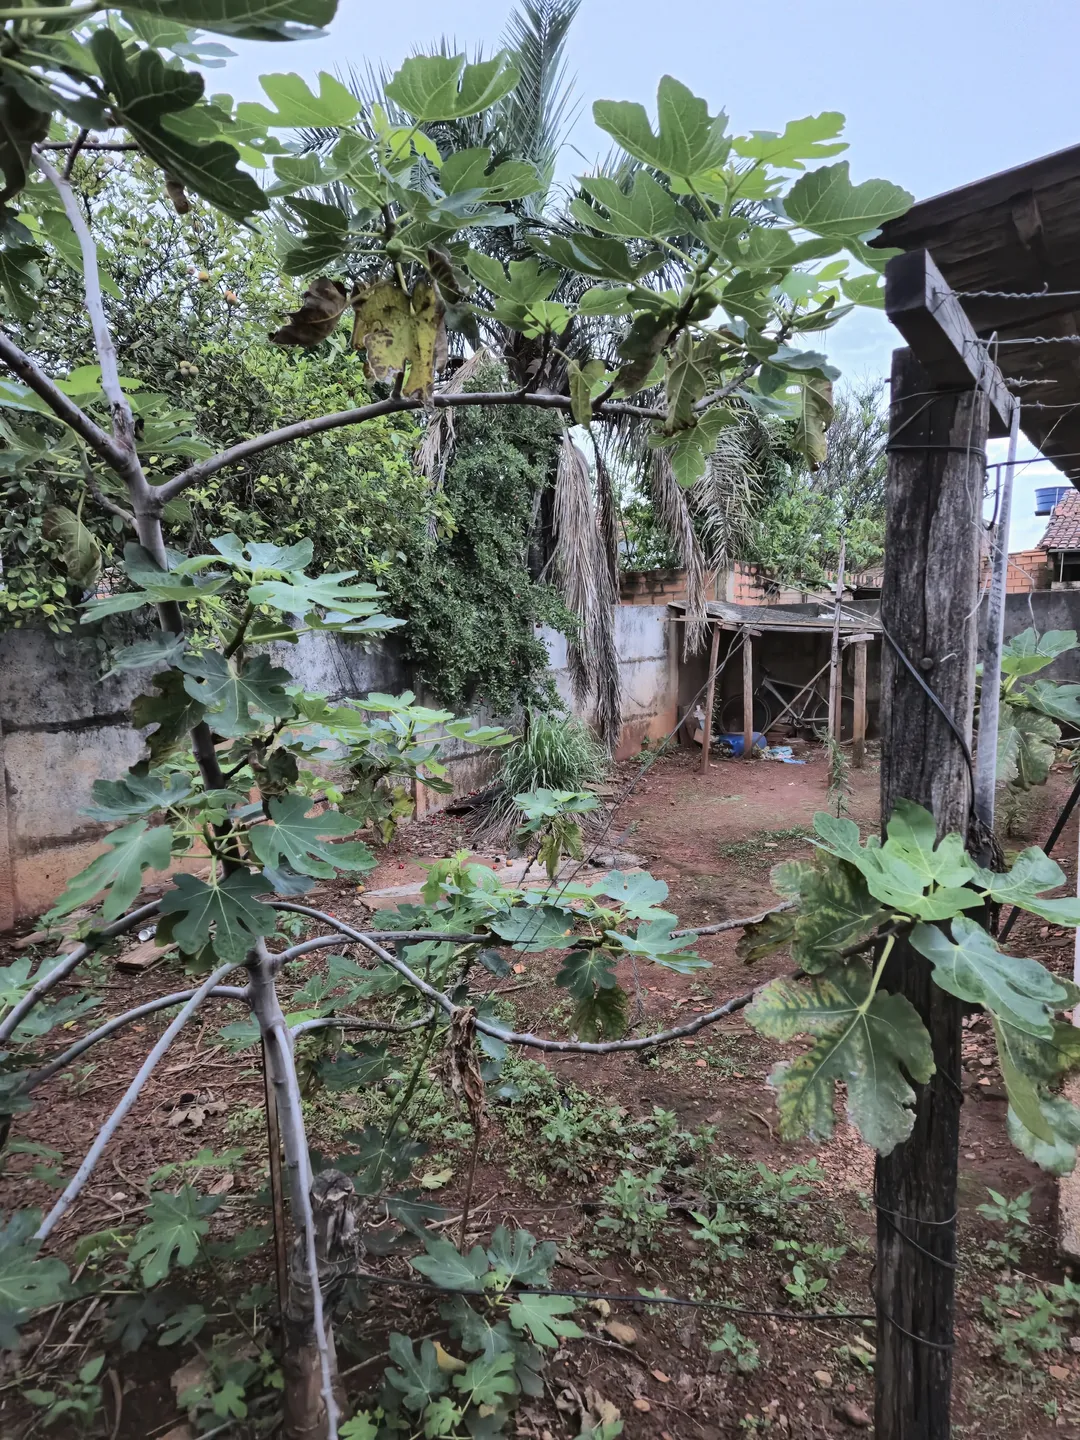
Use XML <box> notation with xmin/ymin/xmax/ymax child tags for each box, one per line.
<box><xmin>875</xmin><ymin>347</ymin><xmax>988</xmax><ymax>1440</ymax></box>
<box><xmin>742</xmin><ymin>632</ymin><xmax>754</xmax><ymax>759</ymax></box>
<box><xmin>852</xmin><ymin>641</ymin><xmax>868</xmax><ymax>768</ymax></box>
<box><xmin>827</xmin><ymin>537</ymin><xmax>847</xmax><ymax>741</ymax></box>
<box><xmin>699</xmin><ymin>621</ymin><xmax>720</xmax><ymax>773</ymax></box>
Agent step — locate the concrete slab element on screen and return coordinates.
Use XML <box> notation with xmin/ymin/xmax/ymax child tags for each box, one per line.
<box><xmin>362</xmin><ymin>852</ymin><xmax>642</xmax><ymax>910</ymax></box>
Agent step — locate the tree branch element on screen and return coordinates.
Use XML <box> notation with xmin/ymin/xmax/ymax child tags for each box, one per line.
<box><xmin>0</xmin><ymin>902</ymin><xmax>160</xmax><ymax>1047</ymax></box>
<box><xmin>290</xmin><ymin>1010</ymin><xmax>435</xmax><ymax>1039</ymax></box>
<box><xmin>154</xmin><ymin>389</ymin><xmax>670</xmax><ymax>505</ymax></box>
<box><xmin>672</xmin><ymin>901</ymin><xmax>793</xmax><ymax>938</ymax></box>
<box><xmin>273</xmin><ymin>930</ymin><xmax>489</xmax><ymax>965</ymax></box>
<box><xmin>34</xmin><ymin>147</ymin><xmax>140</xmax><ymax>466</ymax></box>
<box><xmin>21</xmin><ymin>985</ymin><xmax>250</xmax><ymax>1092</ymax></box>
<box><xmin>270</xmin><ymin>904</ymin><xmax>782</xmax><ymax>1056</ymax></box>
<box><xmin>248</xmin><ymin>941</ymin><xmax>339</xmax><ymax>1439</ymax></box>
<box><xmin>0</xmin><ymin>329</ymin><xmax>128</xmax><ymax>473</ymax></box>
<box><xmin>35</xmin><ymin>961</ymin><xmax>236</xmax><ymax>1244</ymax></box>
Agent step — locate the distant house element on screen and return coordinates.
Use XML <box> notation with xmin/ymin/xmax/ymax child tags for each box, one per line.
<box><xmin>1038</xmin><ymin>487</ymin><xmax>1080</xmax><ymax>588</ymax></box>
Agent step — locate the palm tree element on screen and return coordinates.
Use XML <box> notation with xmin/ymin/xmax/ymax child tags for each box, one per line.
<box><xmin>297</xmin><ymin>0</ymin><xmax>767</xmax><ymax>744</ymax></box>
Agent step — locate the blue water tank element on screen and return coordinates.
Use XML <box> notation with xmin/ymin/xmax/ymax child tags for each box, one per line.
<box><xmin>1036</xmin><ymin>485</ymin><xmax>1072</xmax><ymax>516</ymax></box>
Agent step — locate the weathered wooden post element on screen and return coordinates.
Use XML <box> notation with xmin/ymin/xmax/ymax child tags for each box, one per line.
<box><xmin>852</xmin><ymin>639</ymin><xmax>868</xmax><ymax>767</ymax></box>
<box><xmin>700</xmin><ymin>621</ymin><xmax>720</xmax><ymax>773</ymax></box>
<box><xmin>876</xmin><ymin>250</ymin><xmax>1017</xmax><ymax>1440</ymax></box>
<box><xmin>742</xmin><ymin>632</ymin><xmax>754</xmax><ymax>759</ymax></box>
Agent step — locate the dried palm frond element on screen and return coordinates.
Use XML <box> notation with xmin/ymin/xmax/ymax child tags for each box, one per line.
<box><xmin>651</xmin><ymin>448</ymin><xmax>709</xmax><ymax>656</ymax></box>
<box><xmin>554</xmin><ymin>432</ymin><xmax>600</xmax><ymax>704</ymax></box>
<box><xmin>590</xmin><ymin>445</ymin><xmax>623</xmax><ymax>748</ymax></box>
<box><xmin>415</xmin><ymin>348</ymin><xmax>493</xmax><ymax>487</ymax></box>
<box><xmin>594</xmin><ymin>445</ymin><xmax>619</xmax><ymax>601</ymax></box>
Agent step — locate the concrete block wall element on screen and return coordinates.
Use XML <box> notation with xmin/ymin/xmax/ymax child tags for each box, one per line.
<box><xmin>539</xmin><ymin>604</ymin><xmax>679</xmax><ymax>760</ymax></box>
<box><xmin>1</xmin><ymin>606</ymin><xmax>681</xmax><ymax>925</ymax></box>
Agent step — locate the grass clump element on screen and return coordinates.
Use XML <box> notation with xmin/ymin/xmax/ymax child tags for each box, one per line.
<box><xmin>484</xmin><ymin>710</ymin><xmax>608</xmax><ymax>841</ymax></box>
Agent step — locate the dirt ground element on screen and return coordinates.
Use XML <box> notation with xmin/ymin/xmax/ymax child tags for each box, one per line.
<box><xmin>1</xmin><ymin>742</ymin><xmax>1078</xmax><ymax>1439</ymax></box>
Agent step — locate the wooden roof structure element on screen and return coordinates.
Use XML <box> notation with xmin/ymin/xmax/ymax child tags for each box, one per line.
<box><xmin>669</xmin><ymin>599</ymin><xmax>881</xmax><ymax>635</ymax></box>
<box><xmin>876</xmin><ymin>143</ymin><xmax>1080</xmax><ymax>481</ymax></box>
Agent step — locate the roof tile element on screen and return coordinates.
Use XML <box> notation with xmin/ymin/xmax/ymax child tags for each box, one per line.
<box><xmin>1039</xmin><ymin>488</ymin><xmax>1080</xmax><ymax>550</ymax></box>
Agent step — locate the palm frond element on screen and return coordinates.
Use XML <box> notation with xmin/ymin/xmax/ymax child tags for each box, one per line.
<box><xmin>651</xmin><ymin>448</ymin><xmax>709</xmax><ymax>656</ymax></box>
<box><xmin>498</xmin><ymin>0</ymin><xmax>582</xmax><ymax>192</ymax></box>
<box><xmin>554</xmin><ymin>432</ymin><xmax>600</xmax><ymax>704</ymax></box>
<box><xmin>691</xmin><ymin>419</ymin><xmax>761</xmax><ymax>572</ymax></box>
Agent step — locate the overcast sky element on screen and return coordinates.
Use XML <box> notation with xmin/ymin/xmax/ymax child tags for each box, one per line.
<box><xmin>212</xmin><ymin>0</ymin><xmax>1080</xmax><ymax>548</ymax></box>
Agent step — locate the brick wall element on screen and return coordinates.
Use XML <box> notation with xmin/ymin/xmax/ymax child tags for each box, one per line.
<box><xmin>975</xmin><ymin>549</ymin><xmax>1051</xmax><ymax>594</ymax></box>
<box><xmin>620</xmin><ymin>563</ymin><xmax>866</xmax><ymax>607</ymax></box>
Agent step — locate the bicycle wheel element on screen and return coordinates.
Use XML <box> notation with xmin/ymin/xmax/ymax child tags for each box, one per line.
<box><xmin>719</xmin><ymin>691</ymin><xmax>773</xmax><ymax>735</ymax></box>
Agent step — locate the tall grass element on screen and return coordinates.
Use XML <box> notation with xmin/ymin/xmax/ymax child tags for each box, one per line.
<box><xmin>485</xmin><ymin>712</ymin><xmax>608</xmax><ymax>841</ymax></box>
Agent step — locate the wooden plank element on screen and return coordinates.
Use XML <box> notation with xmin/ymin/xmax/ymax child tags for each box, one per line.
<box><xmin>874</xmin><ymin>347</ymin><xmax>988</xmax><ymax>1440</ymax></box>
<box><xmin>973</xmin><ymin>402</ymin><xmax>1020</xmax><ymax>842</ymax></box>
<box><xmin>885</xmin><ymin>248</ymin><xmax>1017</xmax><ymax>433</ymax></box>
<box><xmin>742</xmin><ymin>634</ymin><xmax>754</xmax><ymax>759</ymax></box>
<box><xmin>700</xmin><ymin>622</ymin><xmax>720</xmax><ymax>774</ymax></box>
<box><xmin>852</xmin><ymin>641</ymin><xmax>868</xmax><ymax>768</ymax></box>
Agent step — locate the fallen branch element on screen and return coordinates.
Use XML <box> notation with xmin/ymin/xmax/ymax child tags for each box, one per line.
<box><xmin>672</xmin><ymin>901</ymin><xmax>794</xmax><ymax>938</ymax></box>
<box><xmin>21</xmin><ymin>984</ymin><xmax>249</xmax><ymax>1092</ymax></box>
<box><xmin>0</xmin><ymin>902</ymin><xmax>161</xmax><ymax>1046</ymax></box>
<box><xmin>34</xmin><ymin>961</ymin><xmax>236</xmax><ymax>1243</ymax></box>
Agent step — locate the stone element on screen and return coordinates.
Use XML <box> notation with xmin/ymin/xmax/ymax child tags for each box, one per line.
<box><xmin>813</xmin><ymin>1370</ymin><xmax>832</xmax><ymax>1389</ymax></box>
<box><xmin>602</xmin><ymin>1321</ymin><xmax>637</xmax><ymax>1346</ymax></box>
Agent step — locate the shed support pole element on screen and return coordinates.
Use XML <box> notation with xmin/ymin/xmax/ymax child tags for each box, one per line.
<box><xmin>875</xmin><ymin>348</ymin><xmax>987</xmax><ymax>1440</ymax></box>
<box><xmin>827</xmin><ymin>537</ymin><xmax>847</xmax><ymax>741</ymax></box>
<box><xmin>742</xmin><ymin>632</ymin><xmax>754</xmax><ymax>759</ymax></box>
<box><xmin>700</xmin><ymin>622</ymin><xmax>720</xmax><ymax>773</ymax></box>
<box><xmin>853</xmin><ymin>641</ymin><xmax>868</xmax><ymax>768</ymax></box>
<box><xmin>973</xmin><ymin>401</ymin><xmax>1020</xmax><ymax>837</ymax></box>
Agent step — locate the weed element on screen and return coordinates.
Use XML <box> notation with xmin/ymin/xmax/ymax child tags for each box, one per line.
<box><xmin>976</xmin><ymin>1187</ymin><xmax>1032</xmax><ymax>1268</ymax></box>
<box><xmin>980</xmin><ymin>1278</ymin><xmax>1080</xmax><ymax>1365</ymax></box>
<box><xmin>817</xmin><ymin>728</ymin><xmax>853</xmax><ymax>818</ymax></box>
<box><xmin>24</xmin><ymin>1355</ymin><xmax>105</xmax><ymax>1431</ymax></box>
<box><xmin>595</xmin><ymin>1168</ymin><xmax>670</xmax><ymax>1258</ymax></box>
<box><xmin>784</xmin><ymin>1262</ymin><xmax>830</xmax><ymax>1308</ymax></box>
<box><xmin>710</xmin><ymin>1321</ymin><xmax>760</xmax><ymax>1372</ymax></box>
<box><xmin>689</xmin><ymin>1203</ymin><xmax>749</xmax><ymax>1268</ymax></box>
<box><xmin>718</xmin><ymin>826</ymin><xmax>812</xmax><ymax>861</ymax></box>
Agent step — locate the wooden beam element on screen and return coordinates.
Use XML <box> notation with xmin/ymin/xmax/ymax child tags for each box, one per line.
<box><xmin>742</xmin><ymin>634</ymin><xmax>754</xmax><ymax>759</ymax></box>
<box><xmin>875</xmin><ymin>347</ymin><xmax>987</xmax><ymax>1440</ymax></box>
<box><xmin>852</xmin><ymin>641</ymin><xmax>868</xmax><ymax>768</ymax></box>
<box><xmin>885</xmin><ymin>248</ymin><xmax>1018</xmax><ymax>434</ymax></box>
<box><xmin>700</xmin><ymin>622</ymin><xmax>720</xmax><ymax>774</ymax></box>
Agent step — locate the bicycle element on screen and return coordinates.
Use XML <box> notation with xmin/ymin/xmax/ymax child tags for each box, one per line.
<box><xmin>719</xmin><ymin>665</ymin><xmax>854</xmax><ymax>738</ymax></box>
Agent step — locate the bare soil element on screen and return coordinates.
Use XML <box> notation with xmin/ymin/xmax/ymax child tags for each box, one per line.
<box><xmin>1</xmin><ymin>743</ymin><xmax>1078</xmax><ymax>1439</ymax></box>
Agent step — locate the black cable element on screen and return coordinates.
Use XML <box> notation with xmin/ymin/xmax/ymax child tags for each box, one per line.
<box><xmin>877</xmin><ymin>617</ymin><xmax>975</xmax><ymax>782</ymax></box>
<box><xmin>998</xmin><ymin>769</ymin><xmax>1080</xmax><ymax>943</ymax></box>
<box><xmin>879</xmin><ymin>1310</ymin><xmax>956</xmax><ymax>1352</ymax></box>
<box><xmin>351</xmin><ymin>1268</ymin><xmax>875</xmax><ymax>1324</ymax></box>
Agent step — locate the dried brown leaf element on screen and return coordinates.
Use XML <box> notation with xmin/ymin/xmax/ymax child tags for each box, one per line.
<box><xmin>270</xmin><ymin>277</ymin><xmax>348</xmax><ymax>347</ymax></box>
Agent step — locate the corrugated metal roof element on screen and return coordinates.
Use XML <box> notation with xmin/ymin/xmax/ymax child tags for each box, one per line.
<box><xmin>669</xmin><ymin>600</ymin><xmax>881</xmax><ymax>633</ymax></box>
<box><xmin>1039</xmin><ymin>488</ymin><xmax>1080</xmax><ymax>550</ymax></box>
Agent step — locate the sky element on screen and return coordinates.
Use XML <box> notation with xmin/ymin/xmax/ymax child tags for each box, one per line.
<box><xmin>208</xmin><ymin>0</ymin><xmax>1080</xmax><ymax>549</ymax></box>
